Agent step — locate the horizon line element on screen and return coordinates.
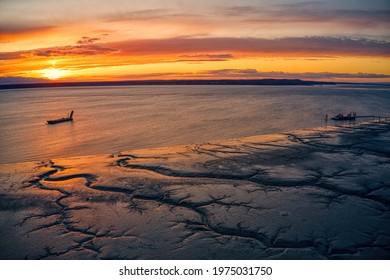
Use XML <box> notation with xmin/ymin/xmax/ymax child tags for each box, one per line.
<box><xmin>1</xmin><ymin>78</ymin><xmax>390</xmax><ymax>90</ymax></box>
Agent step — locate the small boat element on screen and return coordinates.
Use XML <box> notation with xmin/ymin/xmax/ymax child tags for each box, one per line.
<box><xmin>331</xmin><ymin>112</ymin><xmax>356</xmax><ymax>121</ymax></box>
<box><xmin>47</xmin><ymin>111</ymin><xmax>74</xmax><ymax>124</ymax></box>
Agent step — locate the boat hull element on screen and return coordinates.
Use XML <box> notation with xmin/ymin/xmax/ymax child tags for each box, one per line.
<box><xmin>331</xmin><ymin>116</ymin><xmax>356</xmax><ymax>121</ymax></box>
<box><xmin>47</xmin><ymin>118</ymin><xmax>73</xmax><ymax>124</ymax></box>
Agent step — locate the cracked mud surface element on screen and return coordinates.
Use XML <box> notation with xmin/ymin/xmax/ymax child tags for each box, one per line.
<box><xmin>0</xmin><ymin>122</ymin><xmax>389</xmax><ymax>259</ymax></box>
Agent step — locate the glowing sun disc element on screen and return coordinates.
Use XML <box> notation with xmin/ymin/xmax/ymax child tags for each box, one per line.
<box><xmin>42</xmin><ymin>67</ymin><xmax>68</xmax><ymax>80</ymax></box>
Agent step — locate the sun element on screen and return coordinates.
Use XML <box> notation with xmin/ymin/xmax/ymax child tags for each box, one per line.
<box><xmin>41</xmin><ymin>67</ymin><xmax>68</xmax><ymax>80</ymax></box>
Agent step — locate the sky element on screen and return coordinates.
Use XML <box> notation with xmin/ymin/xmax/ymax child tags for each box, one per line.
<box><xmin>1</xmin><ymin>0</ymin><xmax>389</xmax><ymax>83</ymax></box>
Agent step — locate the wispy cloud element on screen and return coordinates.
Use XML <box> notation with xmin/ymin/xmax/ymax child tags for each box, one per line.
<box><xmin>201</xmin><ymin>69</ymin><xmax>390</xmax><ymax>80</ymax></box>
<box><xmin>3</xmin><ymin>69</ymin><xmax>389</xmax><ymax>83</ymax></box>
<box><xmin>0</xmin><ymin>36</ymin><xmax>117</xmax><ymax>60</ymax></box>
<box><xmin>103</xmin><ymin>8</ymin><xmax>195</xmax><ymax>22</ymax></box>
<box><xmin>2</xmin><ymin>36</ymin><xmax>389</xmax><ymax>62</ymax></box>
<box><xmin>204</xmin><ymin>69</ymin><xmax>260</xmax><ymax>76</ymax></box>
<box><xmin>31</xmin><ymin>45</ymin><xmax>117</xmax><ymax>57</ymax></box>
<box><xmin>76</xmin><ymin>36</ymin><xmax>101</xmax><ymax>45</ymax></box>
<box><xmin>73</xmin><ymin>69</ymin><xmax>390</xmax><ymax>82</ymax></box>
<box><xmin>0</xmin><ymin>25</ymin><xmax>56</xmax><ymax>35</ymax></box>
<box><xmin>1</xmin><ymin>45</ymin><xmax>116</xmax><ymax>60</ymax></box>
<box><xmin>176</xmin><ymin>53</ymin><xmax>234</xmax><ymax>62</ymax></box>
<box><xmin>108</xmin><ymin>36</ymin><xmax>390</xmax><ymax>57</ymax></box>
<box><xmin>1</xmin><ymin>1</ymin><xmax>389</xmax><ymax>82</ymax></box>
<box><xmin>0</xmin><ymin>25</ymin><xmax>57</xmax><ymax>42</ymax></box>
<box><xmin>217</xmin><ymin>4</ymin><xmax>390</xmax><ymax>29</ymax></box>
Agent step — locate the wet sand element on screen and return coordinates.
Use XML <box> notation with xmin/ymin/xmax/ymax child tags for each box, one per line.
<box><xmin>0</xmin><ymin>122</ymin><xmax>389</xmax><ymax>259</ymax></box>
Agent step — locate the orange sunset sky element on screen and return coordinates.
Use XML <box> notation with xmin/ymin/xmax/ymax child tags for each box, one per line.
<box><xmin>1</xmin><ymin>0</ymin><xmax>389</xmax><ymax>83</ymax></box>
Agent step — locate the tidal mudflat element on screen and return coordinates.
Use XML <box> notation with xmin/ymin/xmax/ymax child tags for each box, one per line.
<box><xmin>0</xmin><ymin>122</ymin><xmax>389</xmax><ymax>259</ymax></box>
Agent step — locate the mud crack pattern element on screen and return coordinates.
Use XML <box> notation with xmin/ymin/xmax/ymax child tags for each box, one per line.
<box><xmin>0</xmin><ymin>122</ymin><xmax>389</xmax><ymax>259</ymax></box>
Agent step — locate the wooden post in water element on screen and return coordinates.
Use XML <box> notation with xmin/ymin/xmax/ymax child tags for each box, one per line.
<box><xmin>70</xmin><ymin>110</ymin><xmax>74</xmax><ymax>119</ymax></box>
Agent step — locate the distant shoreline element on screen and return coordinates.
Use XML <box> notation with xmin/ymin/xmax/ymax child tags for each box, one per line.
<box><xmin>1</xmin><ymin>79</ymin><xmax>389</xmax><ymax>90</ymax></box>
<box><xmin>0</xmin><ymin>79</ymin><xmax>335</xmax><ymax>89</ymax></box>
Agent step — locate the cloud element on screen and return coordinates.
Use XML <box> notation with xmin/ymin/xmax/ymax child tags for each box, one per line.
<box><xmin>108</xmin><ymin>36</ymin><xmax>390</xmax><ymax>57</ymax></box>
<box><xmin>75</xmin><ymin>69</ymin><xmax>390</xmax><ymax>82</ymax></box>
<box><xmin>0</xmin><ymin>25</ymin><xmax>57</xmax><ymax>41</ymax></box>
<box><xmin>201</xmin><ymin>69</ymin><xmax>390</xmax><ymax>80</ymax></box>
<box><xmin>104</xmin><ymin>9</ymin><xmax>171</xmax><ymax>22</ymax></box>
<box><xmin>204</xmin><ymin>69</ymin><xmax>260</xmax><ymax>76</ymax></box>
<box><xmin>0</xmin><ymin>52</ymin><xmax>21</xmax><ymax>60</ymax></box>
<box><xmin>0</xmin><ymin>36</ymin><xmax>117</xmax><ymax>59</ymax></box>
<box><xmin>31</xmin><ymin>45</ymin><xmax>116</xmax><ymax>57</ymax></box>
<box><xmin>98</xmin><ymin>3</ymin><xmax>390</xmax><ymax>33</ymax></box>
<box><xmin>217</xmin><ymin>4</ymin><xmax>390</xmax><ymax>29</ymax></box>
<box><xmin>1</xmin><ymin>1</ymin><xmax>389</xmax><ymax>45</ymax></box>
<box><xmin>105</xmin><ymin>69</ymin><xmax>390</xmax><ymax>81</ymax></box>
<box><xmin>76</xmin><ymin>36</ymin><xmax>100</xmax><ymax>45</ymax></box>
<box><xmin>2</xmin><ymin>36</ymin><xmax>389</xmax><ymax>62</ymax></box>
<box><xmin>0</xmin><ymin>25</ymin><xmax>56</xmax><ymax>35</ymax></box>
<box><xmin>176</xmin><ymin>53</ymin><xmax>234</xmax><ymax>62</ymax></box>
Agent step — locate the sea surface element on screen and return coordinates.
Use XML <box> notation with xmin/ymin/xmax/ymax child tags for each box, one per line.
<box><xmin>0</xmin><ymin>84</ymin><xmax>389</xmax><ymax>164</ymax></box>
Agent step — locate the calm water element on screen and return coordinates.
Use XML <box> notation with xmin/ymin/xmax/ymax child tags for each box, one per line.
<box><xmin>0</xmin><ymin>84</ymin><xmax>389</xmax><ymax>163</ymax></box>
